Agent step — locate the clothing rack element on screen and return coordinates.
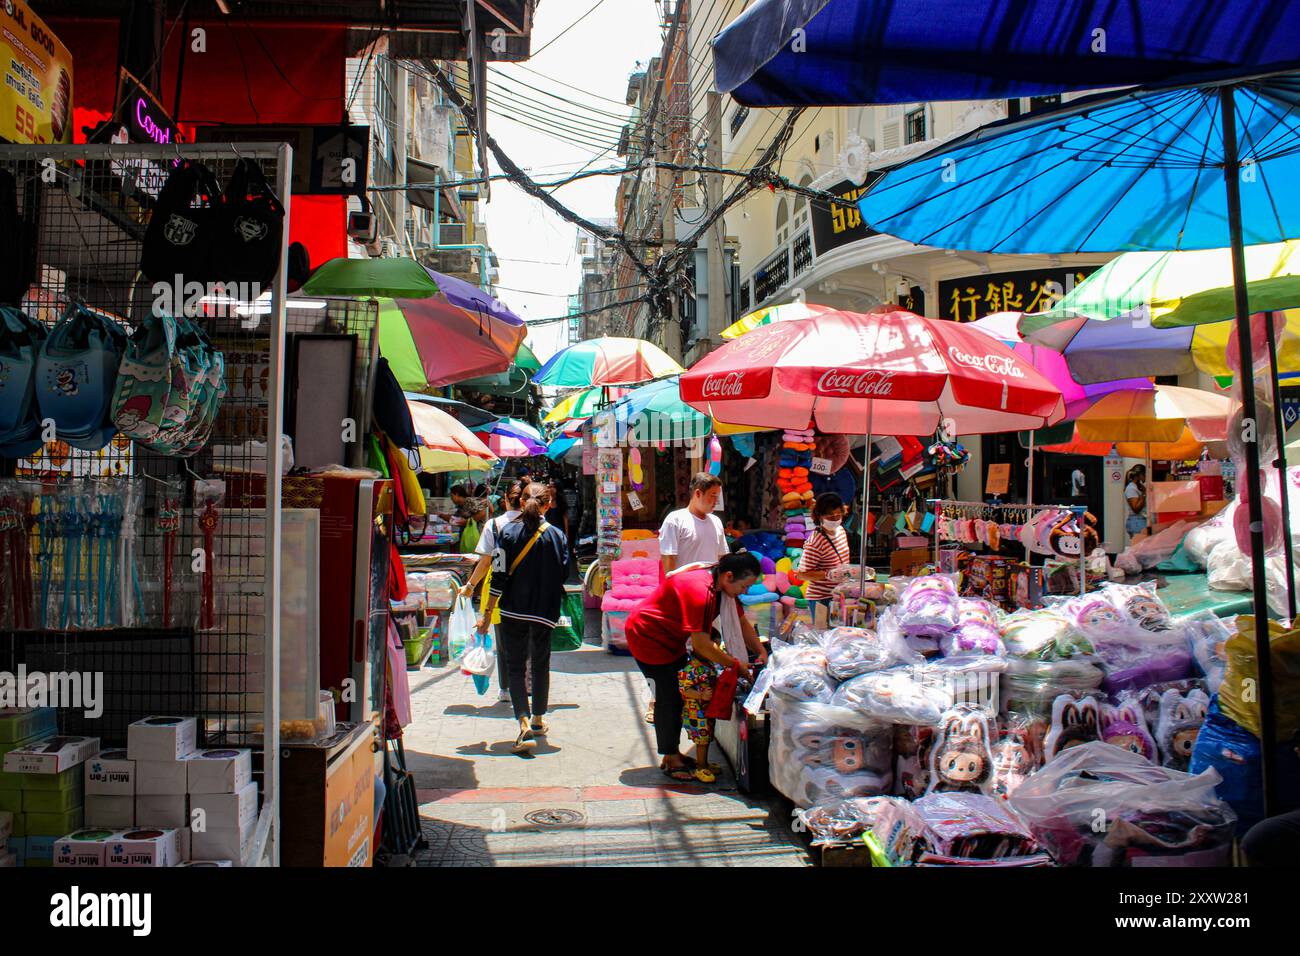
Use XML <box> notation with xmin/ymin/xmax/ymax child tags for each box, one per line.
<box><xmin>926</xmin><ymin>499</ymin><xmax>1089</xmax><ymax>598</ymax></box>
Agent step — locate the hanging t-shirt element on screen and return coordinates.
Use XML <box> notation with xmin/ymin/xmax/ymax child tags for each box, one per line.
<box><xmin>659</xmin><ymin>508</ymin><xmax>728</xmax><ymax>567</ymax></box>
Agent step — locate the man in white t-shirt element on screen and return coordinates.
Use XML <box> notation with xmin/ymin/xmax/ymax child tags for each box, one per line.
<box><xmin>659</xmin><ymin>472</ymin><xmax>730</xmax><ymax>574</ymax></box>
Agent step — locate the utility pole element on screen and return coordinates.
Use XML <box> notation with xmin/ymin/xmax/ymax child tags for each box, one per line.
<box><xmin>704</xmin><ymin>90</ymin><xmax>727</xmax><ymax>351</ymax></box>
<box><xmin>656</xmin><ymin>62</ymin><xmax>681</xmax><ymax>363</ymax></box>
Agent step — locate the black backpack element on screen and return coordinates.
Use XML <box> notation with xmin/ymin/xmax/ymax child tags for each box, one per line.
<box><xmin>140</xmin><ymin>159</ymin><xmax>223</xmax><ymax>284</ymax></box>
<box><xmin>215</xmin><ymin>157</ymin><xmax>284</xmax><ymax>289</ymax></box>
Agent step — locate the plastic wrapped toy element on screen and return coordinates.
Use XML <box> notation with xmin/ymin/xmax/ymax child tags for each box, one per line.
<box><xmin>767</xmin><ymin>640</ymin><xmax>834</xmax><ymax>703</ymax></box>
<box><xmin>940</xmin><ymin>599</ymin><xmax>1005</xmax><ymax>657</ymax></box>
<box><xmin>1101</xmin><ymin>582</ymin><xmax>1173</xmax><ymax>632</ymax></box>
<box><xmin>1042</xmin><ymin>693</ymin><xmax>1102</xmax><ymax>761</ymax></box>
<box><xmin>990</xmin><ymin>722</ymin><xmax>1038</xmax><ymax>801</ymax></box>
<box><xmin>822</xmin><ymin>623</ymin><xmax>919</xmax><ymax>680</ymax></box>
<box><xmin>1000</xmin><ymin>609</ymin><xmax>1093</xmax><ymax>661</ymax></box>
<box><xmin>1184</xmin><ymin>612</ymin><xmax>1232</xmax><ymax>695</ymax></box>
<box><xmin>1155</xmin><ymin>687</ymin><xmax>1209</xmax><ymax>771</ymax></box>
<box><xmin>1100</xmin><ymin>698</ymin><xmax>1158</xmax><ymax>761</ymax></box>
<box><xmin>831</xmin><ymin>668</ymin><xmax>952</xmax><ymax>725</ymax></box>
<box><xmin>768</xmin><ymin>696</ymin><xmax>894</xmax><ymax>807</ymax></box>
<box><xmin>795</xmin><ymin>796</ymin><xmax>889</xmax><ymax>846</ymax></box>
<box><xmin>895</xmin><ymin>575</ymin><xmax>960</xmax><ymax>637</ymax></box>
<box><xmin>925</xmin><ymin>705</ymin><xmax>995</xmax><ymax>795</ymax></box>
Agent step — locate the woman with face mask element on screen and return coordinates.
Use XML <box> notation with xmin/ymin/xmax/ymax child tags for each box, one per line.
<box><xmin>799</xmin><ymin>493</ymin><xmax>852</xmax><ymax>619</ymax></box>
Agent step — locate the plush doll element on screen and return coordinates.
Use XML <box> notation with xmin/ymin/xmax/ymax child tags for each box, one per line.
<box><xmin>896</xmin><ymin>576</ymin><xmax>960</xmax><ymax>636</ymax></box>
<box><xmin>1100</xmin><ymin>700</ymin><xmax>1158</xmax><ymax>762</ymax></box>
<box><xmin>941</xmin><ymin>599</ymin><xmax>1004</xmax><ymax>656</ymax></box>
<box><xmin>925</xmin><ymin>706</ymin><xmax>995</xmax><ymax>795</ymax></box>
<box><xmin>796</xmin><ymin>766</ymin><xmax>892</xmax><ymax>807</ymax></box>
<box><xmin>1047</xmin><ymin>510</ymin><xmax>1100</xmax><ymax>558</ymax></box>
<box><xmin>1155</xmin><ymin>687</ymin><xmax>1209</xmax><ymax>770</ymax></box>
<box><xmin>990</xmin><ymin>730</ymin><xmax>1036</xmax><ymax>800</ymax></box>
<box><xmin>771</xmin><ymin>665</ymin><xmax>834</xmax><ymax>703</ymax></box>
<box><xmin>1042</xmin><ymin>694</ymin><xmax>1102</xmax><ymax>761</ymax></box>
<box><xmin>823</xmin><ymin>627</ymin><xmax>894</xmax><ymax>680</ymax></box>
<box><xmin>797</xmin><ymin>728</ymin><xmax>892</xmax><ymax>778</ymax></box>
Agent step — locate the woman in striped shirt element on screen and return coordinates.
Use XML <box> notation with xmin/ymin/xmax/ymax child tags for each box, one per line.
<box><xmin>799</xmin><ymin>493</ymin><xmax>852</xmax><ymax>615</ymax></box>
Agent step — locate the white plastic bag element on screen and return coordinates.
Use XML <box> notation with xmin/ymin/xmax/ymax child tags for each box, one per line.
<box><xmin>459</xmin><ymin>631</ymin><xmax>496</xmax><ymax>677</ymax></box>
<box><xmin>445</xmin><ymin>595</ymin><xmax>477</xmax><ymax>660</ymax></box>
<box><xmin>1206</xmin><ymin>540</ymin><xmax>1250</xmax><ymax>591</ymax></box>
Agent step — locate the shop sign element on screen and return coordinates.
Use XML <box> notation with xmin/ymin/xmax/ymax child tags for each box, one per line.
<box><xmin>197</xmin><ymin>124</ymin><xmax>369</xmax><ymax>195</ymax></box>
<box><xmin>0</xmin><ymin>0</ymin><xmax>73</xmax><ymax>144</ymax></box>
<box><xmin>938</xmin><ymin>267</ymin><xmax>1099</xmax><ymax>323</ymax></box>
<box><xmin>986</xmin><ymin>463</ymin><xmax>1011</xmax><ymax>496</ymax></box>
<box><xmin>1105</xmin><ymin>454</ymin><xmax>1122</xmax><ymax>483</ymax></box>
<box><xmin>809</xmin><ymin>175</ymin><xmax>883</xmax><ymax>257</ymax></box>
<box><xmin>116</xmin><ymin>69</ymin><xmax>181</xmax><ymax>145</ymax></box>
<box><xmin>323</xmin><ymin>733</ymin><xmax>374</xmax><ymax>867</ymax></box>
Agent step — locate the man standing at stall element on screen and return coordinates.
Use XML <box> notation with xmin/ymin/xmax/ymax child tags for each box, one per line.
<box><xmin>642</xmin><ymin>473</ymin><xmax>731</xmax><ymax>723</ymax></box>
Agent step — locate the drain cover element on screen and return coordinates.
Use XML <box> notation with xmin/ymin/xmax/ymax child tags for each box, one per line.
<box><xmin>524</xmin><ymin>808</ymin><xmax>586</xmax><ymax>827</ymax></box>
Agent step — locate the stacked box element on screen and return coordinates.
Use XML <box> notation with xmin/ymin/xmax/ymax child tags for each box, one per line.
<box><xmin>106</xmin><ymin>828</ymin><xmax>182</xmax><ymax>867</ymax></box>
<box><xmin>129</xmin><ymin>717</ymin><xmax>196</xmax><ymax>832</ymax></box>
<box><xmin>3</xmin><ymin>730</ymin><xmax>96</xmax><ymax>865</ymax></box>
<box><xmin>187</xmin><ymin>749</ymin><xmax>256</xmax><ymax>867</ymax></box>
<box><xmin>85</xmin><ymin>749</ymin><xmax>136</xmax><ymax>829</ymax></box>
<box><xmin>53</xmin><ymin>829</ymin><xmax>118</xmax><ymax>868</ymax></box>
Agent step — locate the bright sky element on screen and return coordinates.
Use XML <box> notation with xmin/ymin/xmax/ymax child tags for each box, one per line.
<box><xmin>484</xmin><ymin>1</ymin><xmax>665</xmax><ymax>364</ymax></box>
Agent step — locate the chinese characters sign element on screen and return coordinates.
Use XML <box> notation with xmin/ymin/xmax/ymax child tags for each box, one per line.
<box><xmin>810</xmin><ymin>176</ymin><xmax>882</xmax><ymax>256</ymax></box>
<box><xmin>938</xmin><ymin>268</ymin><xmax>1098</xmax><ymax>323</ymax></box>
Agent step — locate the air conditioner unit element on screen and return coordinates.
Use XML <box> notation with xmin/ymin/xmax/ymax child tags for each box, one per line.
<box><xmin>439</xmin><ymin>222</ymin><xmax>466</xmax><ymax>246</ymax></box>
<box><xmin>382</xmin><ymin>238</ymin><xmax>401</xmax><ymax>258</ymax></box>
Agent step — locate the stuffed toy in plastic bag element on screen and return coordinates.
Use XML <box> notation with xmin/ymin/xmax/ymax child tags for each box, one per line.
<box><xmin>1155</xmin><ymin>687</ymin><xmax>1209</xmax><ymax>771</ymax></box>
<box><xmin>831</xmin><ymin>669</ymin><xmax>952</xmax><ymax>725</ymax></box>
<box><xmin>822</xmin><ymin>623</ymin><xmax>919</xmax><ymax>680</ymax></box>
<box><xmin>1100</xmin><ymin>697</ymin><xmax>1157</xmax><ymax>762</ymax></box>
<box><xmin>1042</xmin><ymin>693</ymin><xmax>1102</xmax><ymax>761</ymax></box>
<box><xmin>926</xmin><ymin>705</ymin><xmax>995</xmax><ymax>795</ymax></box>
<box><xmin>895</xmin><ymin>575</ymin><xmax>959</xmax><ymax>637</ymax></box>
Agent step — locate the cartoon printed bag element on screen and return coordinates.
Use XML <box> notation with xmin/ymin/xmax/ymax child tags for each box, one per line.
<box><xmin>111</xmin><ymin>310</ymin><xmax>179</xmax><ymax>443</ymax></box>
<box><xmin>0</xmin><ymin>305</ymin><xmax>46</xmax><ymax>452</ymax></box>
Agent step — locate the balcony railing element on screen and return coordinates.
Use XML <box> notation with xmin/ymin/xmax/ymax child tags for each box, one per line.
<box><xmin>745</xmin><ymin>227</ymin><xmax>814</xmax><ymax>311</ymax></box>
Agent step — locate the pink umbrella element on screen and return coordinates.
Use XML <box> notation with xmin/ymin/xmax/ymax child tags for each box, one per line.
<box><xmin>968</xmin><ymin>311</ymin><xmax>1025</xmax><ymax>344</ymax></box>
<box><xmin>680</xmin><ymin>309</ymin><xmax>1065</xmax><ymax>436</ymax></box>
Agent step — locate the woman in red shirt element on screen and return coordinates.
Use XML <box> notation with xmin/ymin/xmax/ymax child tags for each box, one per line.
<box><xmin>626</xmin><ymin>551</ymin><xmax>767</xmax><ymax>780</ymax></box>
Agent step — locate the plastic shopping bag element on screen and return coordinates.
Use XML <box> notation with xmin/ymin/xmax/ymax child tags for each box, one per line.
<box><xmin>460</xmin><ymin>630</ymin><xmax>496</xmax><ymax>696</ymax></box>
<box><xmin>445</xmin><ymin>595</ymin><xmax>476</xmax><ymax>661</ymax></box>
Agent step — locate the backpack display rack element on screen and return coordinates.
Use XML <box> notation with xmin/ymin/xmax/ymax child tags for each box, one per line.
<box><xmin>0</xmin><ymin>142</ymin><xmax>312</xmax><ymax>865</ymax></box>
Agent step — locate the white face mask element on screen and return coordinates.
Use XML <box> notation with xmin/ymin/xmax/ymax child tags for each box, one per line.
<box><xmin>821</xmin><ymin>519</ymin><xmax>843</xmax><ymax>531</ymax></box>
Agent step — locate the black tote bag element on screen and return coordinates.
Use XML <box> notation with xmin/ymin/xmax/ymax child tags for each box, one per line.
<box><xmin>140</xmin><ymin>159</ymin><xmax>223</xmax><ymax>284</ymax></box>
<box><xmin>215</xmin><ymin>157</ymin><xmax>285</xmax><ymax>288</ymax></box>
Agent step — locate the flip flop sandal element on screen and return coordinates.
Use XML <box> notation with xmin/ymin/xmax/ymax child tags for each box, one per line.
<box><xmin>530</xmin><ymin>718</ymin><xmax>549</xmax><ymax>735</ymax></box>
<box><xmin>512</xmin><ymin>730</ymin><xmax>536</xmax><ymax>754</ymax></box>
<box><xmin>662</xmin><ymin>764</ymin><xmax>694</xmax><ymax>781</ymax></box>
<box><xmin>691</xmin><ymin>767</ymin><xmax>717</xmax><ymax>784</ymax></box>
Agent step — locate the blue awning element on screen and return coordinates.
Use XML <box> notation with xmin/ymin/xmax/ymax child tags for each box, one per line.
<box><xmin>713</xmin><ymin>0</ymin><xmax>1300</xmax><ymax>106</ymax></box>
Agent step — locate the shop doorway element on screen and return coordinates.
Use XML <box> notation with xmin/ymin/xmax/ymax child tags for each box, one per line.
<box><xmin>1043</xmin><ymin>454</ymin><xmax>1104</xmax><ymax>524</ymax></box>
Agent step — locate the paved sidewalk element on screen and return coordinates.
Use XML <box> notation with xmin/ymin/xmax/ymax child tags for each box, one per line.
<box><xmin>401</xmin><ymin>623</ymin><xmax>810</xmax><ymax>867</ymax></box>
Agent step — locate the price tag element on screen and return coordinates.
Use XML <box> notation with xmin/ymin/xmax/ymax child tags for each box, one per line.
<box><xmin>627</xmin><ymin>492</ymin><xmax>643</xmax><ymax>512</ymax></box>
<box><xmin>602</xmin><ymin>481</ymin><xmax>618</xmax><ymax>494</ymax></box>
<box><xmin>810</xmin><ymin>457</ymin><xmax>833</xmax><ymax>476</ymax></box>
<box><xmin>985</xmin><ymin>463</ymin><xmax>1011</xmax><ymax>496</ymax></box>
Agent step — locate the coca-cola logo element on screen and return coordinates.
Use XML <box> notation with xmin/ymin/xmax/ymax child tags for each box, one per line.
<box><xmin>816</xmin><ymin>369</ymin><xmax>897</xmax><ymax>397</ymax></box>
<box><xmin>701</xmin><ymin>371</ymin><xmax>748</xmax><ymax>398</ymax></box>
<box><xmin>947</xmin><ymin>346</ymin><xmax>1026</xmax><ymax>378</ymax></box>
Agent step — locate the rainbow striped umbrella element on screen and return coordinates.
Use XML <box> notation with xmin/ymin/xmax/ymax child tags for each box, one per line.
<box><xmin>543</xmin><ymin>386</ymin><xmax>630</xmax><ymax>423</ymax></box>
<box><xmin>720</xmin><ymin>301</ymin><xmax>836</xmax><ymax>339</ymax></box>
<box><xmin>532</xmin><ymin>337</ymin><xmax>683</xmax><ymax>387</ymax></box>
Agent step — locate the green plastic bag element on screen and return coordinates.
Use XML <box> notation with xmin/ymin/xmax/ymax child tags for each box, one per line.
<box><xmin>459</xmin><ymin>518</ymin><xmax>481</xmax><ymax>554</ymax></box>
<box><xmin>551</xmin><ymin>590</ymin><xmax>585</xmax><ymax>651</ymax></box>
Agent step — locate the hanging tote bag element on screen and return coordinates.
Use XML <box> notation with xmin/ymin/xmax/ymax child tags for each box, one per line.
<box><xmin>140</xmin><ymin>159</ymin><xmax>223</xmax><ymax>283</ymax></box>
<box><xmin>110</xmin><ymin>310</ymin><xmax>179</xmax><ymax>444</ymax></box>
<box><xmin>0</xmin><ymin>306</ymin><xmax>46</xmax><ymax>455</ymax></box>
<box><xmin>215</xmin><ymin>157</ymin><xmax>285</xmax><ymax>288</ymax></box>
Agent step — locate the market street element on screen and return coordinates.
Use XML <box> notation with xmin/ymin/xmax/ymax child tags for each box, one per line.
<box><xmin>404</xmin><ymin>617</ymin><xmax>809</xmax><ymax>867</ymax></box>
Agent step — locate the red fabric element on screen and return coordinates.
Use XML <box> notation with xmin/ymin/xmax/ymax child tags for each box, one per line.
<box><xmin>680</xmin><ymin>309</ymin><xmax>1065</xmax><ymax>436</ymax></box>
<box><xmin>625</xmin><ymin>568</ymin><xmax>724</xmax><ymax>666</ymax></box>
<box><xmin>288</xmin><ymin>194</ymin><xmax>347</xmax><ymax>266</ymax></box>
<box><xmin>388</xmin><ymin>541</ymin><xmax>408</xmax><ymax>602</ymax></box>
<box><xmin>704</xmin><ymin>665</ymin><xmax>740</xmax><ymax>719</ymax></box>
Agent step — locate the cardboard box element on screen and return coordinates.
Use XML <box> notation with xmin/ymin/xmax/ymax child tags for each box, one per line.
<box><xmin>0</xmin><ymin>736</ymin><xmax>41</xmax><ymax>789</ymax></box>
<box><xmin>186</xmin><ymin>748</ymin><xmax>252</xmax><ymax>795</ymax></box>
<box><xmin>2</xmin><ymin>736</ymin><xmax>100</xmax><ymax>775</ymax></box>
<box><xmin>191</xmin><ymin>824</ymin><xmax>251</xmax><ymax>866</ymax></box>
<box><xmin>190</xmin><ymin>782</ymin><xmax>257</xmax><ymax>831</ymax></box>
<box><xmin>127</xmin><ymin>717</ymin><xmax>197</xmax><ymax>762</ymax></box>
<box><xmin>22</xmin><ymin>784</ymin><xmax>82</xmax><ymax>814</ymax></box>
<box><xmin>86</xmin><ymin>793</ymin><xmax>135</xmax><ymax>829</ymax></box>
<box><xmin>136</xmin><ymin>760</ymin><xmax>189</xmax><ymax>795</ymax></box>
<box><xmin>85</xmin><ymin>749</ymin><xmax>136</xmax><ymax>796</ymax></box>
<box><xmin>24</xmin><ymin>833</ymin><xmax>56</xmax><ymax>866</ymax></box>
<box><xmin>53</xmin><ymin>828</ymin><xmax>118</xmax><ymax>867</ymax></box>
<box><xmin>890</xmin><ymin>547</ymin><xmax>933</xmax><ymax>576</ymax></box>
<box><xmin>0</xmin><ymin>708</ymin><xmax>57</xmax><ymax>744</ymax></box>
<box><xmin>176</xmin><ymin>860</ymin><xmax>233</xmax><ymax>867</ymax></box>
<box><xmin>136</xmin><ymin>794</ymin><xmax>188</xmax><ymax>829</ymax></box>
<box><xmin>20</xmin><ymin>766</ymin><xmax>82</xmax><ymax>791</ymax></box>
<box><xmin>106</xmin><ymin>828</ymin><xmax>181</xmax><ymax>867</ymax></box>
<box><xmin>24</xmin><ymin>807</ymin><xmax>82</xmax><ymax>836</ymax></box>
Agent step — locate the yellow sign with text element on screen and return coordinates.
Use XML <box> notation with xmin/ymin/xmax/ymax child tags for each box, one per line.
<box><xmin>0</xmin><ymin>0</ymin><xmax>73</xmax><ymax>145</ymax></box>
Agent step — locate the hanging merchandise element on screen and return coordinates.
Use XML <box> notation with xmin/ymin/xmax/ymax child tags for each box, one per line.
<box><xmin>776</xmin><ymin>427</ymin><xmax>815</xmax><ymax>619</ymax></box>
<box><xmin>0</xmin><ymin>305</ymin><xmax>47</xmax><ymax>458</ymax></box>
<box><xmin>707</xmin><ymin>435</ymin><xmax>723</xmax><ymax>476</ymax></box>
<box><xmin>628</xmin><ymin>447</ymin><xmax>644</xmax><ymax>491</ymax></box>
<box><xmin>595</xmin><ymin>447</ymin><xmax>623</xmax><ymax>558</ymax></box>
<box><xmin>157</xmin><ymin>481</ymin><xmax>185</xmax><ymax>629</ymax></box>
<box><xmin>36</xmin><ymin>304</ymin><xmax>127</xmax><ymax>452</ymax></box>
<box><xmin>139</xmin><ymin>159</ymin><xmax>223</xmax><ymax>283</ymax></box>
<box><xmin>110</xmin><ymin>310</ymin><xmax>181</xmax><ymax>444</ymax></box>
<box><xmin>0</xmin><ymin>481</ymin><xmax>34</xmax><ymax>629</ymax></box>
<box><xmin>195</xmin><ymin>479</ymin><xmax>226</xmax><ymax>631</ymax></box>
<box><xmin>214</xmin><ymin>157</ymin><xmax>286</xmax><ymax>287</ymax></box>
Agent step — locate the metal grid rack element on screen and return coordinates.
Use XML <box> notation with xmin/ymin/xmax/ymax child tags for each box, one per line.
<box><xmin>0</xmin><ymin>142</ymin><xmax>293</xmax><ymax>864</ymax></box>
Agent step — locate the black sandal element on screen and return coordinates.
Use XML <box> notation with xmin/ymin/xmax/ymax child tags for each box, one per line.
<box><xmin>661</xmin><ymin>765</ymin><xmax>694</xmax><ymax>781</ymax></box>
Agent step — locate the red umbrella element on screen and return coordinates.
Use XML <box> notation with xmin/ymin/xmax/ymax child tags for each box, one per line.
<box><xmin>680</xmin><ymin>309</ymin><xmax>1065</xmax><ymax>435</ymax></box>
